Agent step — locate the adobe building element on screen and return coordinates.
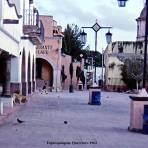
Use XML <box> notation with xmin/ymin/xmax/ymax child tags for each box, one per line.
<box><xmin>36</xmin><ymin>15</ymin><xmax>84</xmax><ymax>91</ymax></box>
<box><xmin>36</xmin><ymin>15</ymin><xmax>63</xmax><ymax>91</ymax></box>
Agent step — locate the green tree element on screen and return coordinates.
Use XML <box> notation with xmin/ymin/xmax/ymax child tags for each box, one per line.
<box><xmin>80</xmin><ymin>49</ymin><xmax>102</xmax><ymax>68</ymax></box>
<box><xmin>62</xmin><ymin>24</ymin><xmax>83</xmax><ymax>61</ymax></box>
<box><xmin>121</xmin><ymin>57</ymin><xmax>143</xmax><ymax>90</ymax></box>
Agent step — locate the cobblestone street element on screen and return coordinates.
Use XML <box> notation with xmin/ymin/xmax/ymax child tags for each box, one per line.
<box><xmin>0</xmin><ymin>91</ymin><xmax>147</xmax><ymax>148</ymax></box>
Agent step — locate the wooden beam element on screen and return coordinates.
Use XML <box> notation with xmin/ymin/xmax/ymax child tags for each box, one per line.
<box><xmin>3</xmin><ymin>19</ymin><xmax>19</xmax><ymax>24</ymax></box>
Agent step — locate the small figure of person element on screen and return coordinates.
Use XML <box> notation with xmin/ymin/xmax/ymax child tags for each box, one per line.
<box><xmin>76</xmin><ymin>65</ymin><xmax>81</xmax><ymax>84</ymax></box>
<box><xmin>80</xmin><ymin>70</ymin><xmax>85</xmax><ymax>89</ymax></box>
<box><xmin>42</xmin><ymin>81</ymin><xmax>47</xmax><ymax>94</ymax></box>
<box><xmin>61</xmin><ymin>65</ymin><xmax>67</xmax><ymax>89</ymax></box>
<box><xmin>42</xmin><ymin>82</ymin><xmax>47</xmax><ymax>90</ymax></box>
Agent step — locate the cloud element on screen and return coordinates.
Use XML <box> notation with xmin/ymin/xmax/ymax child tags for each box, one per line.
<box><xmin>34</xmin><ymin>0</ymin><xmax>144</xmax><ymax>50</ymax></box>
<box><xmin>34</xmin><ymin>0</ymin><xmax>140</xmax><ymax>32</ymax></box>
<box><xmin>34</xmin><ymin>0</ymin><xmax>101</xmax><ymax>27</ymax></box>
<box><xmin>94</xmin><ymin>4</ymin><xmax>138</xmax><ymax>32</ymax></box>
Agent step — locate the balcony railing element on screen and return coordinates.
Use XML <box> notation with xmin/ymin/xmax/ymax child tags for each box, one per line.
<box><xmin>23</xmin><ymin>9</ymin><xmax>44</xmax><ymax>45</ymax></box>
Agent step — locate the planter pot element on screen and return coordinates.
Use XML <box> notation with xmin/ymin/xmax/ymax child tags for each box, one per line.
<box><xmin>69</xmin><ymin>85</ymin><xmax>73</xmax><ymax>93</ymax></box>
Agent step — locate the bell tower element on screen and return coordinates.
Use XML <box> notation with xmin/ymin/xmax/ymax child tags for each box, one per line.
<box><xmin>136</xmin><ymin>5</ymin><xmax>146</xmax><ymax>41</ymax></box>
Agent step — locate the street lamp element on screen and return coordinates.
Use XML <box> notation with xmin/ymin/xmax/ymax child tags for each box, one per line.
<box><xmin>117</xmin><ymin>0</ymin><xmax>128</xmax><ymax>7</ymax></box>
<box><xmin>80</xmin><ymin>20</ymin><xmax>112</xmax><ymax>84</ymax></box>
<box><xmin>106</xmin><ymin>30</ymin><xmax>112</xmax><ymax>44</ymax></box>
<box><xmin>101</xmin><ymin>49</ymin><xmax>105</xmax><ymax>88</ymax></box>
<box><xmin>117</xmin><ymin>0</ymin><xmax>148</xmax><ymax>89</ymax></box>
<box><xmin>80</xmin><ymin>53</ymin><xmax>83</xmax><ymax>69</ymax></box>
<box><xmin>80</xmin><ymin>30</ymin><xmax>87</xmax><ymax>45</ymax></box>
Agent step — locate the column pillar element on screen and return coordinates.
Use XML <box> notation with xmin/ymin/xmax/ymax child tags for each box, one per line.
<box><xmin>3</xmin><ymin>58</ymin><xmax>11</xmax><ymax>96</ymax></box>
<box><xmin>32</xmin><ymin>81</ymin><xmax>36</xmax><ymax>92</ymax></box>
<box><xmin>28</xmin><ymin>81</ymin><xmax>31</xmax><ymax>94</ymax></box>
<box><xmin>53</xmin><ymin>69</ymin><xmax>62</xmax><ymax>91</ymax></box>
<box><xmin>22</xmin><ymin>82</ymin><xmax>27</xmax><ymax>96</ymax></box>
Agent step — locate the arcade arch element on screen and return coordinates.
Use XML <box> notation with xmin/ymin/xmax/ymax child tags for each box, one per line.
<box><xmin>36</xmin><ymin>58</ymin><xmax>53</xmax><ymax>89</ymax></box>
<box><xmin>21</xmin><ymin>48</ymin><xmax>26</xmax><ymax>95</ymax></box>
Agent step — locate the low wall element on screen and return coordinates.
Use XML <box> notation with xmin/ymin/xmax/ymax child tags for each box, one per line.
<box><xmin>104</xmin><ymin>85</ymin><xmax>127</xmax><ymax>92</ymax></box>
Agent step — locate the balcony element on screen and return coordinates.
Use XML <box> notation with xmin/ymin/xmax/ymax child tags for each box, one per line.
<box><xmin>23</xmin><ymin>9</ymin><xmax>44</xmax><ymax>45</ymax></box>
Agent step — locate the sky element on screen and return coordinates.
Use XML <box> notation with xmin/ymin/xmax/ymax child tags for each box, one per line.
<box><xmin>34</xmin><ymin>0</ymin><xmax>145</xmax><ymax>53</ymax></box>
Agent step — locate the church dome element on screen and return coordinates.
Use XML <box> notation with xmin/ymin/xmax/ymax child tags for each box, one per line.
<box><xmin>139</xmin><ymin>5</ymin><xmax>146</xmax><ymax>19</ymax></box>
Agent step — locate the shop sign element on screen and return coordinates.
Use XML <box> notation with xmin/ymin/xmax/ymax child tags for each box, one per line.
<box><xmin>36</xmin><ymin>45</ymin><xmax>52</xmax><ymax>55</ymax></box>
<box><xmin>36</xmin><ymin>50</ymin><xmax>49</xmax><ymax>54</ymax></box>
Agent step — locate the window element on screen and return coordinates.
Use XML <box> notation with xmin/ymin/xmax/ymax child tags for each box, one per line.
<box><xmin>53</xmin><ymin>30</ymin><xmax>58</xmax><ymax>34</ymax></box>
<box><xmin>118</xmin><ymin>46</ymin><xmax>123</xmax><ymax>53</ymax></box>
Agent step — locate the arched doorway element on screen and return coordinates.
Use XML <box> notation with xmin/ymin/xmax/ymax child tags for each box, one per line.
<box><xmin>21</xmin><ymin>49</ymin><xmax>26</xmax><ymax>95</ymax></box>
<box><xmin>36</xmin><ymin>58</ymin><xmax>53</xmax><ymax>89</ymax></box>
<box><xmin>32</xmin><ymin>55</ymin><xmax>35</xmax><ymax>92</ymax></box>
<box><xmin>28</xmin><ymin>52</ymin><xmax>31</xmax><ymax>94</ymax></box>
<box><xmin>0</xmin><ymin>50</ymin><xmax>11</xmax><ymax>96</ymax></box>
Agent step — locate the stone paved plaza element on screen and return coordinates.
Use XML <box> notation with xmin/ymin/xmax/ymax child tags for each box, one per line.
<box><xmin>0</xmin><ymin>90</ymin><xmax>147</xmax><ymax>148</ymax></box>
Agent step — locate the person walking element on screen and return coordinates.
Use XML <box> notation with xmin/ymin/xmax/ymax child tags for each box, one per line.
<box><xmin>80</xmin><ymin>70</ymin><xmax>85</xmax><ymax>89</ymax></box>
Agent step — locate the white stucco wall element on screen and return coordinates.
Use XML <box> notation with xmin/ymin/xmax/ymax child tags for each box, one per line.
<box><xmin>107</xmin><ymin>56</ymin><xmax>125</xmax><ymax>86</ymax></box>
<box><xmin>11</xmin><ymin>57</ymin><xmax>21</xmax><ymax>82</ymax></box>
<box><xmin>0</xmin><ymin>0</ymin><xmax>23</xmax><ymax>56</ymax></box>
<box><xmin>2</xmin><ymin>0</ymin><xmax>22</xmax><ymax>40</ymax></box>
<box><xmin>0</xmin><ymin>28</ymin><xmax>19</xmax><ymax>56</ymax></box>
<box><xmin>0</xmin><ymin>0</ymin><xmax>3</xmax><ymax>21</ymax></box>
<box><xmin>0</xmin><ymin>0</ymin><xmax>36</xmax><ymax>57</ymax></box>
<box><xmin>10</xmin><ymin>0</ymin><xmax>23</xmax><ymax>15</ymax></box>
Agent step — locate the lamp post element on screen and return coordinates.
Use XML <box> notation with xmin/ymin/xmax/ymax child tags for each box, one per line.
<box><xmin>101</xmin><ymin>48</ymin><xmax>104</xmax><ymax>88</ymax></box>
<box><xmin>80</xmin><ymin>30</ymin><xmax>87</xmax><ymax>45</ymax></box>
<box><xmin>80</xmin><ymin>20</ymin><xmax>112</xmax><ymax>84</ymax></box>
<box><xmin>117</xmin><ymin>0</ymin><xmax>148</xmax><ymax>89</ymax></box>
<box><xmin>117</xmin><ymin>0</ymin><xmax>128</xmax><ymax>7</ymax></box>
<box><xmin>80</xmin><ymin>53</ymin><xmax>83</xmax><ymax>69</ymax></box>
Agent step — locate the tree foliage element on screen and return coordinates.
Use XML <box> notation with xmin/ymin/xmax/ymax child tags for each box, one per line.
<box><xmin>121</xmin><ymin>57</ymin><xmax>143</xmax><ymax>90</ymax></box>
<box><xmin>81</xmin><ymin>49</ymin><xmax>102</xmax><ymax>68</ymax></box>
<box><xmin>62</xmin><ymin>24</ymin><xmax>83</xmax><ymax>61</ymax></box>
